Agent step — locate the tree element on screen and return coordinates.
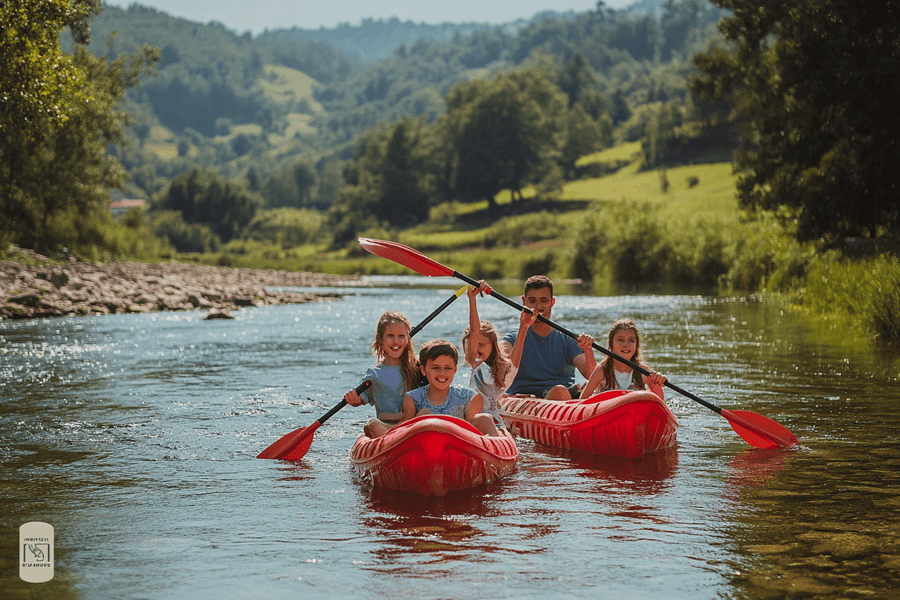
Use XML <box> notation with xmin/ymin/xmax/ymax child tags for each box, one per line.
<box><xmin>610</xmin><ymin>90</ymin><xmax>632</xmax><ymax>126</ymax></box>
<box><xmin>443</xmin><ymin>68</ymin><xmax>567</xmax><ymax>208</ymax></box>
<box><xmin>0</xmin><ymin>0</ymin><xmax>100</xmax><ymax>137</ymax></box>
<box><xmin>292</xmin><ymin>161</ymin><xmax>317</xmax><ymax>208</ymax></box>
<box><xmin>260</xmin><ymin>160</ymin><xmax>317</xmax><ymax>209</ymax></box>
<box><xmin>558</xmin><ymin>52</ymin><xmax>599</xmax><ymax>108</ymax></box>
<box><xmin>1</xmin><ymin>6</ymin><xmax>159</xmax><ymax>255</ymax></box>
<box><xmin>692</xmin><ymin>0</ymin><xmax>900</xmax><ymax>244</ymax></box>
<box><xmin>158</xmin><ymin>169</ymin><xmax>261</xmax><ymax>242</ymax></box>
<box><xmin>324</xmin><ymin>117</ymin><xmax>433</xmax><ymax>244</ymax></box>
<box><xmin>642</xmin><ymin>100</ymin><xmax>682</xmax><ymax>168</ymax></box>
<box><xmin>315</xmin><ymin>159</ymin><xmax>344</xmax><ymax>210</ymax></box>
<box><xmin>660</xmin><ymin>0</ymin><xmax>703</xmax><ymax>62</ymax></box>
<box><xmin>378</xmin><ymin>121</ymin><xmax>430</xmax><ymax>227</ymax></box>
<box><xmin>152</xmin><ymin>210</ymin><xmax>221</xmax><ymax>253</ymax></box>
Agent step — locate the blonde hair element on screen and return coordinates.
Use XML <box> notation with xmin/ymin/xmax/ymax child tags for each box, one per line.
<box><xmin>372</xmin><ymin>311</ymin><xmax>420</xmax><ymax>392</ymax></box>
<box><xmin>462</xmin><ymin>319</ymin><xmax>511</xmax><ymax>388</ymax></box>
<box><xmin>599</xmin><ymin>318</ymin><xmax>645</xmax><ymax>391</ymax></box>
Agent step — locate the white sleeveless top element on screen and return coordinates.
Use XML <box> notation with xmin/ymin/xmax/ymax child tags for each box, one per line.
<box><xmin>613</xmin><ymin>369</ymin><xmax>640</xmax><ymax>391</ymax></box>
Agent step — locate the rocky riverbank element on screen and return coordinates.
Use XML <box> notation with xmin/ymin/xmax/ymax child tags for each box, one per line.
<box><xmin>0</xmin><ymin>248</ymin><xmax>354</xmax><ymax>321</ymax></box>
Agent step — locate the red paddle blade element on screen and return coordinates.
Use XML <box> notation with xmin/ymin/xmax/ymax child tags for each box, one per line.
<box><xmin>722</xmin><ymin>409</ymin><xmax>799</xmax><ymax>450</ymax></box>
<box><xmin>280</xmin><ymin>427</ymin><xmax>319</xmax><ymax>461</ymax></box>
<box><xmin>256</xmin><ymin>422</ymin><xmax>321</xmax><ymax>460</ymax></box>
<box><xmin>358</xmin><ymin>237</ymin><xmax>454</xmax><ymax>277</ymax></box>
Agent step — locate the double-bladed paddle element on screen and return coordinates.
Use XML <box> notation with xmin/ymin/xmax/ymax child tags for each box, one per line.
<box><xmin>358</xmin><ymin>236</ymin><xmax>800</xmax><ymax>451</ymax></box>
<box><xmin>257</xmin><ymin>285</ymin><xmax>468</xmax><ymax>460</ymax></box>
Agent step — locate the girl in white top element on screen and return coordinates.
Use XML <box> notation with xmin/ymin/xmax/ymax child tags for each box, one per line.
<box><xmin>462</xmin><ymin>282</ymin><xmax>526</xmax><ymax>426</ymax></box>
<box><xmin>579</xmin><ymin>318</ymin><xmax>667</xmax><ymax>401</ymax></box>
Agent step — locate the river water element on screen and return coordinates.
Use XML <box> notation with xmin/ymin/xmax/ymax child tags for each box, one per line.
<box><xmin>2</xmin><ymin>277</ymin><xmax>899</xmax><ymax>599</ymax></box>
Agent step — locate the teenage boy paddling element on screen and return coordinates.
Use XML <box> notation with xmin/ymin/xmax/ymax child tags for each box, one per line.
<box><xmin>499</xmin><ymin>276</ymin><xmax>596</xmax><ymax>400</ymax></box>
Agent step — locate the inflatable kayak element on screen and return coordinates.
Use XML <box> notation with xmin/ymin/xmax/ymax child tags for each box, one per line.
<box><xmin>499</xmin><ymin>390</ymin><xmax>678</xmax><ymax>458</ymax></box>
<box><xmin>350</xmin><ymin>414</ymin><xmax>518</xmax><ymax>496</ymax></box>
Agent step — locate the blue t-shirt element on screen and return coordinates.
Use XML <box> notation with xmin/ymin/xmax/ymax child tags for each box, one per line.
<box><xmin>502</xmin><ymin>328</ymin><xmax>582</xmax><ymax>395</ymax></box>
<box><xmin>407</xmin><ymin>384</ymin><xmax>477</xmax><ymax>420</ymax></box>
<box><xmin>358</xmin><ymin>364</ymin><xmax>407</xmax><ymax>415</ymax></box>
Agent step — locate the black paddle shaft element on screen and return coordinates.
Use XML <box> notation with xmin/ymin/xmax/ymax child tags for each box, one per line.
<box><xmin>319</xmin><ymin>380</ymin><xmax>371</xmax><ymax>424</ymax></box>
<box><xmin>451</xmin><ymin>269</ymin><xmax>725</xmax><ymax>416</ymax></box>
<box><xmin>410</xmin><ymin>290</ymin><xmax>462</xmax><ymax>337</ymax></box>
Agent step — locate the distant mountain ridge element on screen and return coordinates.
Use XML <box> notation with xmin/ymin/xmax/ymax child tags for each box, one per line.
<box><xmin>256</xmin><ymin>1</ymin><xmax>668</xmax><ymax>64</ymax></box>
<box><xmin>258</xmin><ymin>11</ymin><xmax>582</xmax><ymax>64</ymax></box>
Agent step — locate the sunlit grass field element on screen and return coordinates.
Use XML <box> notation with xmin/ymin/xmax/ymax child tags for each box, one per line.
<box><xmin>563</xmin><ymin>162</ymin><xmax>738</xmax><ymax>218</ymax></box>
<box><xmin>258</xmin><ymin>65</ymin><xmax>324</xmax><ymax>114</ymax></box>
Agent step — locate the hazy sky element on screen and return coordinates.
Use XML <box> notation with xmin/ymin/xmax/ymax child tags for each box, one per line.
<box><xmin>103</xmin><ymin>0</ymin><xmax>634</xmax><ymax>35</ymax></box>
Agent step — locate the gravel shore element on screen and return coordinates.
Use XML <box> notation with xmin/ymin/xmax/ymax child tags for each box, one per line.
<box><xmin>1</xmin><ymin>248</ymin><xmax>354</xmax><ymax>321</ymax></box>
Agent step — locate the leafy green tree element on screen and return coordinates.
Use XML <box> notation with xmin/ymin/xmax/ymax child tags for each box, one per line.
<box><xmin>606</xmin><ymin>15</ymin><xmax>657</xmax><ymax>62</ymax></box>
<box><xmin>1</xmin><ymin>0</ymin><xmax>95</xmax><ymax>251</ymax></box>
<box><xmin>1</xmin><ymin>4</ymin><xmax>159</xmax><ymax>255</ymax></box>
<box><xmin>558</xmin><ymin>52</ymin><xmax>599</xmax><ymax>108</ymax></box>
<box><xmin>261</xmin><ymin>160</ymin><xmax>318</xmax><ymax>209</ymax></box>
<box><xmin>378</xmin><ymin>121</ymin><xmax>431</xmax><ymax>226</ymax></box>
<box><xmin>692</xmin><ymin>0</ymin><xmax>900</xmax><ymax>243</ymax></box>
<box><xmin>0</xmin><ymin>0</ymin><xmax>99</xmax><ymax>136</ymax></box>
<box><xmin>292</xmin><ymin>162</ymin><xmax>317</xmax><ymax>209</ymax></box>
<box><xmin>325</xmin><ymin>185</ymin><xmax>379</xmax><ymax>248</ymax></box>
<box><xmin>246</xmin><ymin>207</ymin><xmax>323</xmax><ymax>248</ymax></box>
<box><xmin>315</xmin><ymin>159</ymin><xmax>344</xmax><ymax>210</ymax></box>
<box><xmin>152</xmin><ymin>210</ymin><xmax>221</xmax><ymax>253</ymax></box>
<box><xmin>660</xmin><ymin>0</ymin><xmax>707</xmax><ymax>62</ymax></box>
<box><xmin>324</xmin><ymin>118</ymin><xmax>433</xmax><ymax>244</ymax></box>
<box><xmin>610</xmin><ymin>90</ymin><xmax>632</xmax><ymax>126</ymax></box>
<box><xmin>157</xmin><ymin>169</ymin><xmax>261</xmax><ymax>242</ymax></box>
<box><xmin>443</xmin><ymin>68</ymin><xmax>567</xmax><ymax>208</ymax></box>
<box><xmin>642</xmin><ymin>100</ymin><xmax>683</xmax><ymax>168</ymax></box>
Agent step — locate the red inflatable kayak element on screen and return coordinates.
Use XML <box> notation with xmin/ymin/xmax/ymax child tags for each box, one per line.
<box><xmin>350</xmin><ymin>415</ymin><xmax>518</xmax><ymax>496</ymax></box>
<box><xmin>499</xmin><ymin>390</ymin><xmax>678</xmax><ymax>458</ymax></box>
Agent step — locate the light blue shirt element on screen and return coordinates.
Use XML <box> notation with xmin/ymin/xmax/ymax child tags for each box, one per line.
<box><xmin>407</xmin><ymin>384</ymin><xmax>477</xmax><ymax>420</ymax></box>
<box><xmin>358</xmin><ymin>364</ymin><xmax>406</xmax><ymax>415</ymax></box>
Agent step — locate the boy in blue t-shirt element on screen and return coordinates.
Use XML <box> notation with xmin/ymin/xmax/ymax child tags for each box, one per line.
<box><xmin>402</xmin><ymin>339</ymin><xmax>500</xmax><ymax>436</ymax></box>
<box><xmin>500</xmin><ymin>276</ymin><xmax>595</xmax><ymax>400</ymax></box>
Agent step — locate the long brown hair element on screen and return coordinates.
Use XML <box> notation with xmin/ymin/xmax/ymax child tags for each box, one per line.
<box><xmin>599</xmin><ymin>318</ymin><xmax>645</xmax><ymax>391</ymax></box>
<box><xmin>372</xmin><ymin>311</ymin><xmax>420</xmax><ymax>392</ymax></box>
<box><xmin>462</xmin><ymin>320</ymin><xmax>511</xmax><ymax>388</ymax></box>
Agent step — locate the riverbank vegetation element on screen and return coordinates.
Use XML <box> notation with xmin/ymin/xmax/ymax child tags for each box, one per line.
<box><xmin>1</xmin><ymin>1</ymin><xmax>897</xmax><ymax>342</ymax></box>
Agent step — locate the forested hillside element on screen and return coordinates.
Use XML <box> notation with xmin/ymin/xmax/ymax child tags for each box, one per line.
<box><xmin>6</xmin><ymin>0</ymin><xmax>737</xmax><ymax>260</ymax></box>
<box><xmin>78</xmin><ymin>0</ymin><xmax>725</xmax><ymax>206</ymax></box>
<box><xmin>259</xmin><ymin>17</ymin><xmax>519</xmax><ymax>64</ymax></box>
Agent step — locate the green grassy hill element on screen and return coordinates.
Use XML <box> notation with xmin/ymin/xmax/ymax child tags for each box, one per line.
<box><xmin>187</xmin><ymin>142</ymin><xmax>739</xmax><ymax>289</ymax></box>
